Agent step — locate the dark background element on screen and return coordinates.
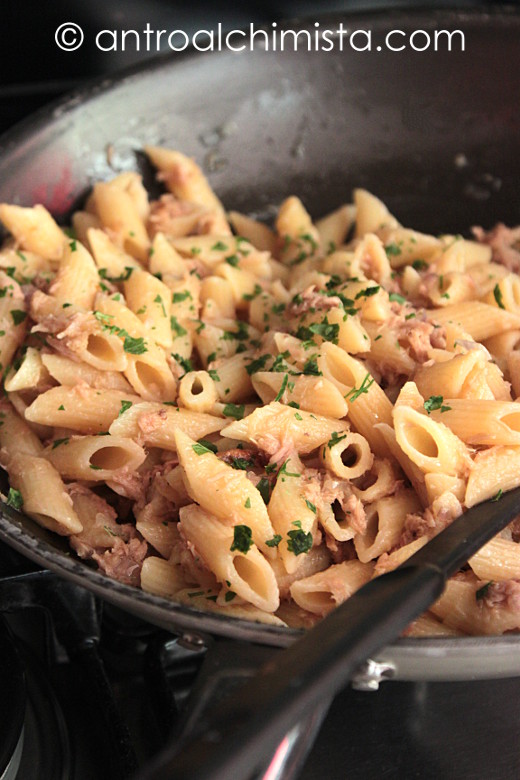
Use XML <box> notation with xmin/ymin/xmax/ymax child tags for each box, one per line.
<box><xmin>0</xmin><ymin>0</ymin><xmax>513</xmax><ymax>133</ymax></box>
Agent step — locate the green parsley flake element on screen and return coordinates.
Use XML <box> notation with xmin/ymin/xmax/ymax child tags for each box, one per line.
<box><xmin>192</xmin><ymin>442</ymin><xmax>214</xmax><ymax>456</ymax></box>
<box><xmin>257</xmin><ymin>477</ymin><xmax>271</xmax><ymax>504</ymax></box>
<box><xmin>274</xmin><ymin>374</ymin><xmax>289</xmax><ymax>403</ymax></box>
<box><xmin>224</xmin><ymin>591</ymin><xmax>237</xmax><ymax>602</ymax></box>
<box><xmin>211</xmin><ymin>241</ymin><xmax>228</xmax><ymax>251</ymax></box>
<box><xmin>208</xmin><ymin>369</ymin><xmax>220</xmax><ymax>381</ymax></box>
<box><xmin>171</xmin><ymin>316</ymin><xmax>187</xmax><ymax>337</ymax></box>
<box><xmin>118</xmin><ymin>400</ymin><xmax>133</xmax><ymax>417</ymax></box>
<box><xmin>345</xmin><ymin>374</ymin><xmax>374</xmax><ymax>402</ymax></box>
<box><xmin>230</xmin><ymin>457</ymin><xmax>254</xmax><ymax>470</ymax></box>
<box><xmin>412</xmin><ymin>259</ymin><xmax>428</xmax><ymax>271</ymax></box>
<box><xmin>287</xmin><ymin>529</ymin><xmax>313</xmax><ymax>555</ymax></box>
<box><xmin>172</xmin><ymin>290</ymin><xmax>192</xmax><ymax>303</ymax></box>
<box><xmin>223</xmin><ymin>403</ymin><xmax>245</xmax><ymax>420</ymax></box>
<box><xmin>424</xmin><ymin>395</ymin><xmax>451</xmax><ymax>414</ymax></box>
<box><xmin>491</xmin><ymin>489</ymin><xmax>503</xmax><ymax>502</ymax></box>
<box><xmin>385</xmin><ymin>243</ymin><xmax>401</xmax><ymax>257</ymax></box>
<box><xmin>154</xmin><ymin>295</ymin><xmax>167</xmax><ymax>317</ymax></box>
<box><xmin>69</xmin><ymin>239</ymin><xmax>77</xmax><ymax>252</ymax></box>
<box><xmin>6</xmin><ymin>488</ymin><xmax>23</xmax><ymax>510</ymax></box>
<box><xmin>52</xmin><ymin>437</ymin><xmax>70</xmax><ymax>449</ymax></box>
<box><xmin>278</xmin><ymin>461</ymin><xmax>300</xmax><ymax>478</ymax></box>
<box><xmin>476</xmin><ymin>581</ymin><xmax>494</xmax><ymax>601</ymax></box>
<box><xmin>246</xmin><ymin>355</ymin><xmax>269</xmax><ymax>376</ymax></box>
<box><xmin>493</xmin><ymin>284</ymin><xmax>505</xmax><ymax>310</ymax></box>
<box><xmin>10</xmin><ymin>310</ymin><xmax>27</xmax><ymax>326</ymax></box>
<box><xmin>355</xmin><ymin>286</ymin><xmax>380</xmax><ymax>300</ymax></box>
<box><xmin>305</xmin><ymin>500</ymin><xmax>317</xmax><ymax>514</ymax></box>
<box><xmin>123</xmin><ymin>335</ymin><xmax>147</xmax><ymax>355</ymax></box>
<box><xmin>388</xmin><ymin>292</ymin><xmax>407</xmax><ymax>304</ymax></box>
<box><xmin>265</xmin><ymin>534</ymin><xmax>282</xmax><ymax>548</ymax></box>
<box><xmin>230</xmin><ymin>525</ymin><xmax>253</xmax><ymax>554</ymax></box>
<box><xmin>225</xmin><ymin>254</ymin><xmax>240</xmax><ymax>267</ymax></box>
<box><xmin>244</xmin><ymin>497</ymin><xmax>251</xmax><ymax>509</ymax></box>
<box><xmin>302</xmin><ymin>356</ymin><xmax>322</xmax><ymax>376</ymax></box>
<box><xmin>198</xmin><ymin>438</ymin><xmax>218</xmax><ymax>454</ymax></box>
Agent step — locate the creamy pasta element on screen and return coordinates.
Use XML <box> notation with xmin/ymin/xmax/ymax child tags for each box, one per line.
<box><xmin>1</xmin><ymin>146</ymin><xmax>520</xmax><ymax>636</ymax></box>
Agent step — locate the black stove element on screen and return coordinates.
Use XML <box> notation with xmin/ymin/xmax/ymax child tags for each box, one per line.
<box><xmin>1</xmin><ymin>2</ymin><xmax>520</xmax><ymax>779</ymax></box>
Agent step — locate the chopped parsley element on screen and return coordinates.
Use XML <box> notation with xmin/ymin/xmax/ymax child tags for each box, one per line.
<box><xmin>172</xmin><ymin>353</ymin><xmax>192</xmax><ymax>375</ymax></box>
<box><xmin>123</xmin><ymin>335</ymin><xmax>147</xmax><ymax>355</ymax></box>
<box><xmin>328</xmin><ymin>431</ymin><xmax>347</xmax><ymax>449</ymax></box>
<box><xmin>211</xmin><ymin>241</ymin><xmax>228</xmax><ymax>251</ymax></box>
<box><xmin>305</xmin><ymin>499</ymin><xmax>317</xmax><ymax>514</ymax></box>
<box><xmin>287</xmin><ymin>529</ymin><xmax>313</xmax><ymax>555</ymax></box>
<box><xmin>230</xmin><ymin>525</ymin><xmax>253</xmax><ymax>554</ymax></box>
<box><xmin>230</xmin><ymin>457</ymin><xmax>254</xmax><ymax>470</ymax></box>
<box><xmin>208</xmin><ymin>369</ymin><xmax>220</xmax><ymax>381</ymax></box>
<box><xmin>493</xmin><ymin>284</ymin><xmax>505</xmax><ymax>310</ymax></box>
<box><xmin>265</xmin><ymin>534</ymin><xmax>282</xmax><ymax>548</ymax></box>
<box><xmin>172</xmin><ymin>290</ymin><xmax>192</xmax><ymax>303</ymax></box>
<box><xmin>385</xmin><ymin>243</ymin><xmax>402</xmax><ymax>257</ymax></box>
<box><xmin>244</xmin><ymin>497</ymin><xmax>251</xmax><ymax>509</ymax></box>
<box><xmin>222</xmin><ymin>403</ymin><xmax>245</xmax><ymax>420</ymax></box>
<box><xmin>171</xmin><ymin>316</ymin><xmax>187</xmax><ymax>337</ymax></box>
<box><xmin>154</xmin><ymin>294</ymin><xmax>167</xmax><ymax>317</ymax></box>
<box><xmin>118</xmin><ymin>400</ymin><xmax>133</xmax><ymax>417</ymax></box>
<box><xmin>98</xmin><ymin>266</ymin><xmax>134</xmax><ymax>282</ymax></box>
<box><xmin>6</xmin><ymin>488</ymin><xmax>23</xmax><ymax>510</ymax></box>
<box><xmin>302</xmin><ymin>356</ymin><xmax>322</xmax><ymax>376</ymax></box>
<box><xmin>224</xmin><ymin>591</ymin><xmax>237</xmax><ymax>602</ymax></box>
<box><xmin>388</xmin><ymin>292</ymin><xmax>407</xmax><ymax>304</ymax></box>
<box><xmin>412</xmin><ymin>259</ymin><xmax>428</xmax><ymax>271</ymax></box>
<box><xmin>225</xmin><ymin>254</ymin><xmax>240</xmax><ymax>267</ymax></box>
<box><xmin>355</xmin><ymin>286</ymin><xmax>380</xmax><ymax>300</ymax></box>
<box><xmin>274</xmin><ymin>373</ymin><xmax>289</xmax><ymax>403</ymax></box>
<box><xmin>58</xmin><ymin>405</ymin><xmax>65</xmax><ymax>411</ymax></box>
<box><xmin>197</xmin><ymin>439</ymin><xmax>218</xmax><ymax>454</ymax></box>
<box><xmin>296</xmin><ymin>318</ymin><xmax>339</xmax><ymax>345</ymax></box>
<box><xmin>257</xmin><ymin>477</ymin><xmax>271</xmax><ymax>504</ymax></box>
<box><xmin>10</xmin><ymin>310</ymin><xmax>27</xmax><ymax>326</ymax></box>
<box><xmin>345</xmin><ymin>374</ymin><xmax>374</xmax><ymax>402</ymax></box>
<box><xmin>246</xmin><ymin>354</ymin><xmax>269</xmax><ymax>376</ymax></box>
<box><xmin>278</xmin><ymin>460</ymin><xmax>300</xmax><ymax>479</ymax></box>
<box><xmin>491</xmin><ymin>489</ymin><xmax>503</xmax><ymax>503</ymax></box>
<box><xmin>424</xmin><ymin>395</ymin><xmax>451</xmax><ymax>414</ymax></box>
<box><xmin>192</xmin><ymin>442</ymin><xmax>214</xmax><ymax>456</ymax></box>
<box><xmin>476</xmin><ymin>581</ymin><xmax>493</xmax><ymax>601</ymax></box>
<box><xmin>69</xmin><ymin>239</ymin><xmax>77</xmax><ymax>252</ymax></box>
<box><xmin>52</xmin><ymin>437</ymin><xmax>70</xmax><ymax>449</ymax></box>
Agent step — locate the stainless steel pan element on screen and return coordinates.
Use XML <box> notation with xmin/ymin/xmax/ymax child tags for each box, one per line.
<box><xmin>0</xmin><ymin>8</ymin><xmax>519</xmax><ymax>683</ymax></box>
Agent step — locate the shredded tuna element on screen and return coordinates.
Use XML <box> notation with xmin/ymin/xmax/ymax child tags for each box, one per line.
<box><xmin>480</xmin><ymin>580</ymin><xmax>520</xmax><ymax>611</ymax></box>
<box><xmin>472</xmin><ymin>223</ymin><xmax>520</xmax><ymax>273</ymax></box>
<box><xmin>147</xmin><ymin>194</ymin><xmax>205</xmax><ymax>237</ymax></box>
<box><xmin>107</xmin><ymin>468</ymin><xmax>145</xmax><ymax>503</ymax></box>
<box><xmin>92</xmin><ymin>537</ymin><xmax>148</xmax><ymax>587</ymax></box>
<box><xmin>301</xmin><ymin>469</ymin><xmax>366</xmax><ymax>536</ymax></box>
<box><xmin>400</xmin><ymin>503</ymin><xmax>461</xmax><ymax>547</ymax></box>
<box><xmin>287</xmin><ymin>285</ymin><xmax>342</xmax><ymax>317</ymax></box>
<box><xmin>388</xmin><ymin>302</ymin><xmax>447</xmax><ymax>363</ymax></box>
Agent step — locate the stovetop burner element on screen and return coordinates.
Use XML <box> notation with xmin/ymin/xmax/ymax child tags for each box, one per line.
<box><xmin>0</xmin><ymin>618</ymin><xmax>25</xmax><ymax>780</ymax></box>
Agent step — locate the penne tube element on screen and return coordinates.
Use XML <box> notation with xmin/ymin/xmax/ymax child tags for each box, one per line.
<box><xmin>469</xmin><ymin>537</ymin><xmax>520</xmax><ymax>582</ymax></box>
<box><xmin>430</xmin><ymin>301</ymin><xmax>520</xmax><ymax>341</ymax></box>
<box><xmin>25</xmin><ymin>386</ymin><xmax>141</xmax><ymax>433</ymax></box>
<box><xmin>465</xmin><ymin>446</ymin><xmax>520</xmax><ymax>507</ymax></box>
<box><xmin>4</xmin><ymin>452</ymin><xmax>82</xmax><ymax>535</ymax></box>
<box><xmin>251</xmin><ymin>372</ymin><xmax>348</xmax><ymax>419</ymax></box>
<box><xmin>354</xmin><ymin>489</ymin><xmax>421</xmax><ymax>563</ymax></box>
<box><xmin>41</xmin><ymin>353</ymin><xmax>132</xmax><ymax>392</ymax></box>
<box><xmin>44</xmin><ymin>434</ymin><xmax>146</xmax><ymax>480</ymax></box>
<box><xmin>221</xmin><ymin>401</ymin><xmax>349</xmax><ymax>455</ymax></box>
<box><xmin>109</xmin><ymin>400</ymin><xmax>225</xmax><ymax>447</ymax></box>
<box><xmin>320</xmin><ymin>431</ymin><xmax>373</xmax><ymax>480</ymax></box>
<box><xmin>429</xmin><ymin>399</ymin><xmax>520</xmax><ymax>446</ymax></box>
<box><xmin>290</xmin><ymin>560</ymin><xmax>373</xmax><ymax>617</ymax></box>
<box><xmin>0</xmin><ymin>203</ymin><xmax>65</xmax><ymax>260</ymax></box>
<box><xmin>179</xmin><ymin>504</ymin><xmax>279</xmax><ymax>612</ymax></box>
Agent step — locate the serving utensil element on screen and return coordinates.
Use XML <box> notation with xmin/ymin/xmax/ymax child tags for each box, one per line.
<box><xmin>139</xmin><ymin>486</ymin><xmax>520</xmax><ymax>780</ymax></box>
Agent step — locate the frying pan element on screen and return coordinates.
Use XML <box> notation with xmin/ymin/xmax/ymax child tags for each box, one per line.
<box><xmin>0</xmin><ymin>7</ymin><xmax>519</xmax><ymax>683</ymax></box>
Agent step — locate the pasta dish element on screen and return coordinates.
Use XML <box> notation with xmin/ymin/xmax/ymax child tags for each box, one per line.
<box><xmin>0</xmin><ymin>146</ymin><xmax>519</xmax><ymax>636</ymax></box>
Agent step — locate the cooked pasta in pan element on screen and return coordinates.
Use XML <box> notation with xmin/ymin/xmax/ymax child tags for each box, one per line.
<box><xmin>1</xmin><ymin>146</ymin><xmax>520</xmax><ymax>635</ymax></box>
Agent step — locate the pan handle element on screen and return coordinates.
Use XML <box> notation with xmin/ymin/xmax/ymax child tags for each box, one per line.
<box><xmin>134</xmin><ymin>562</ymin><xmax>445</xmax><ymax>780</ymax></box>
